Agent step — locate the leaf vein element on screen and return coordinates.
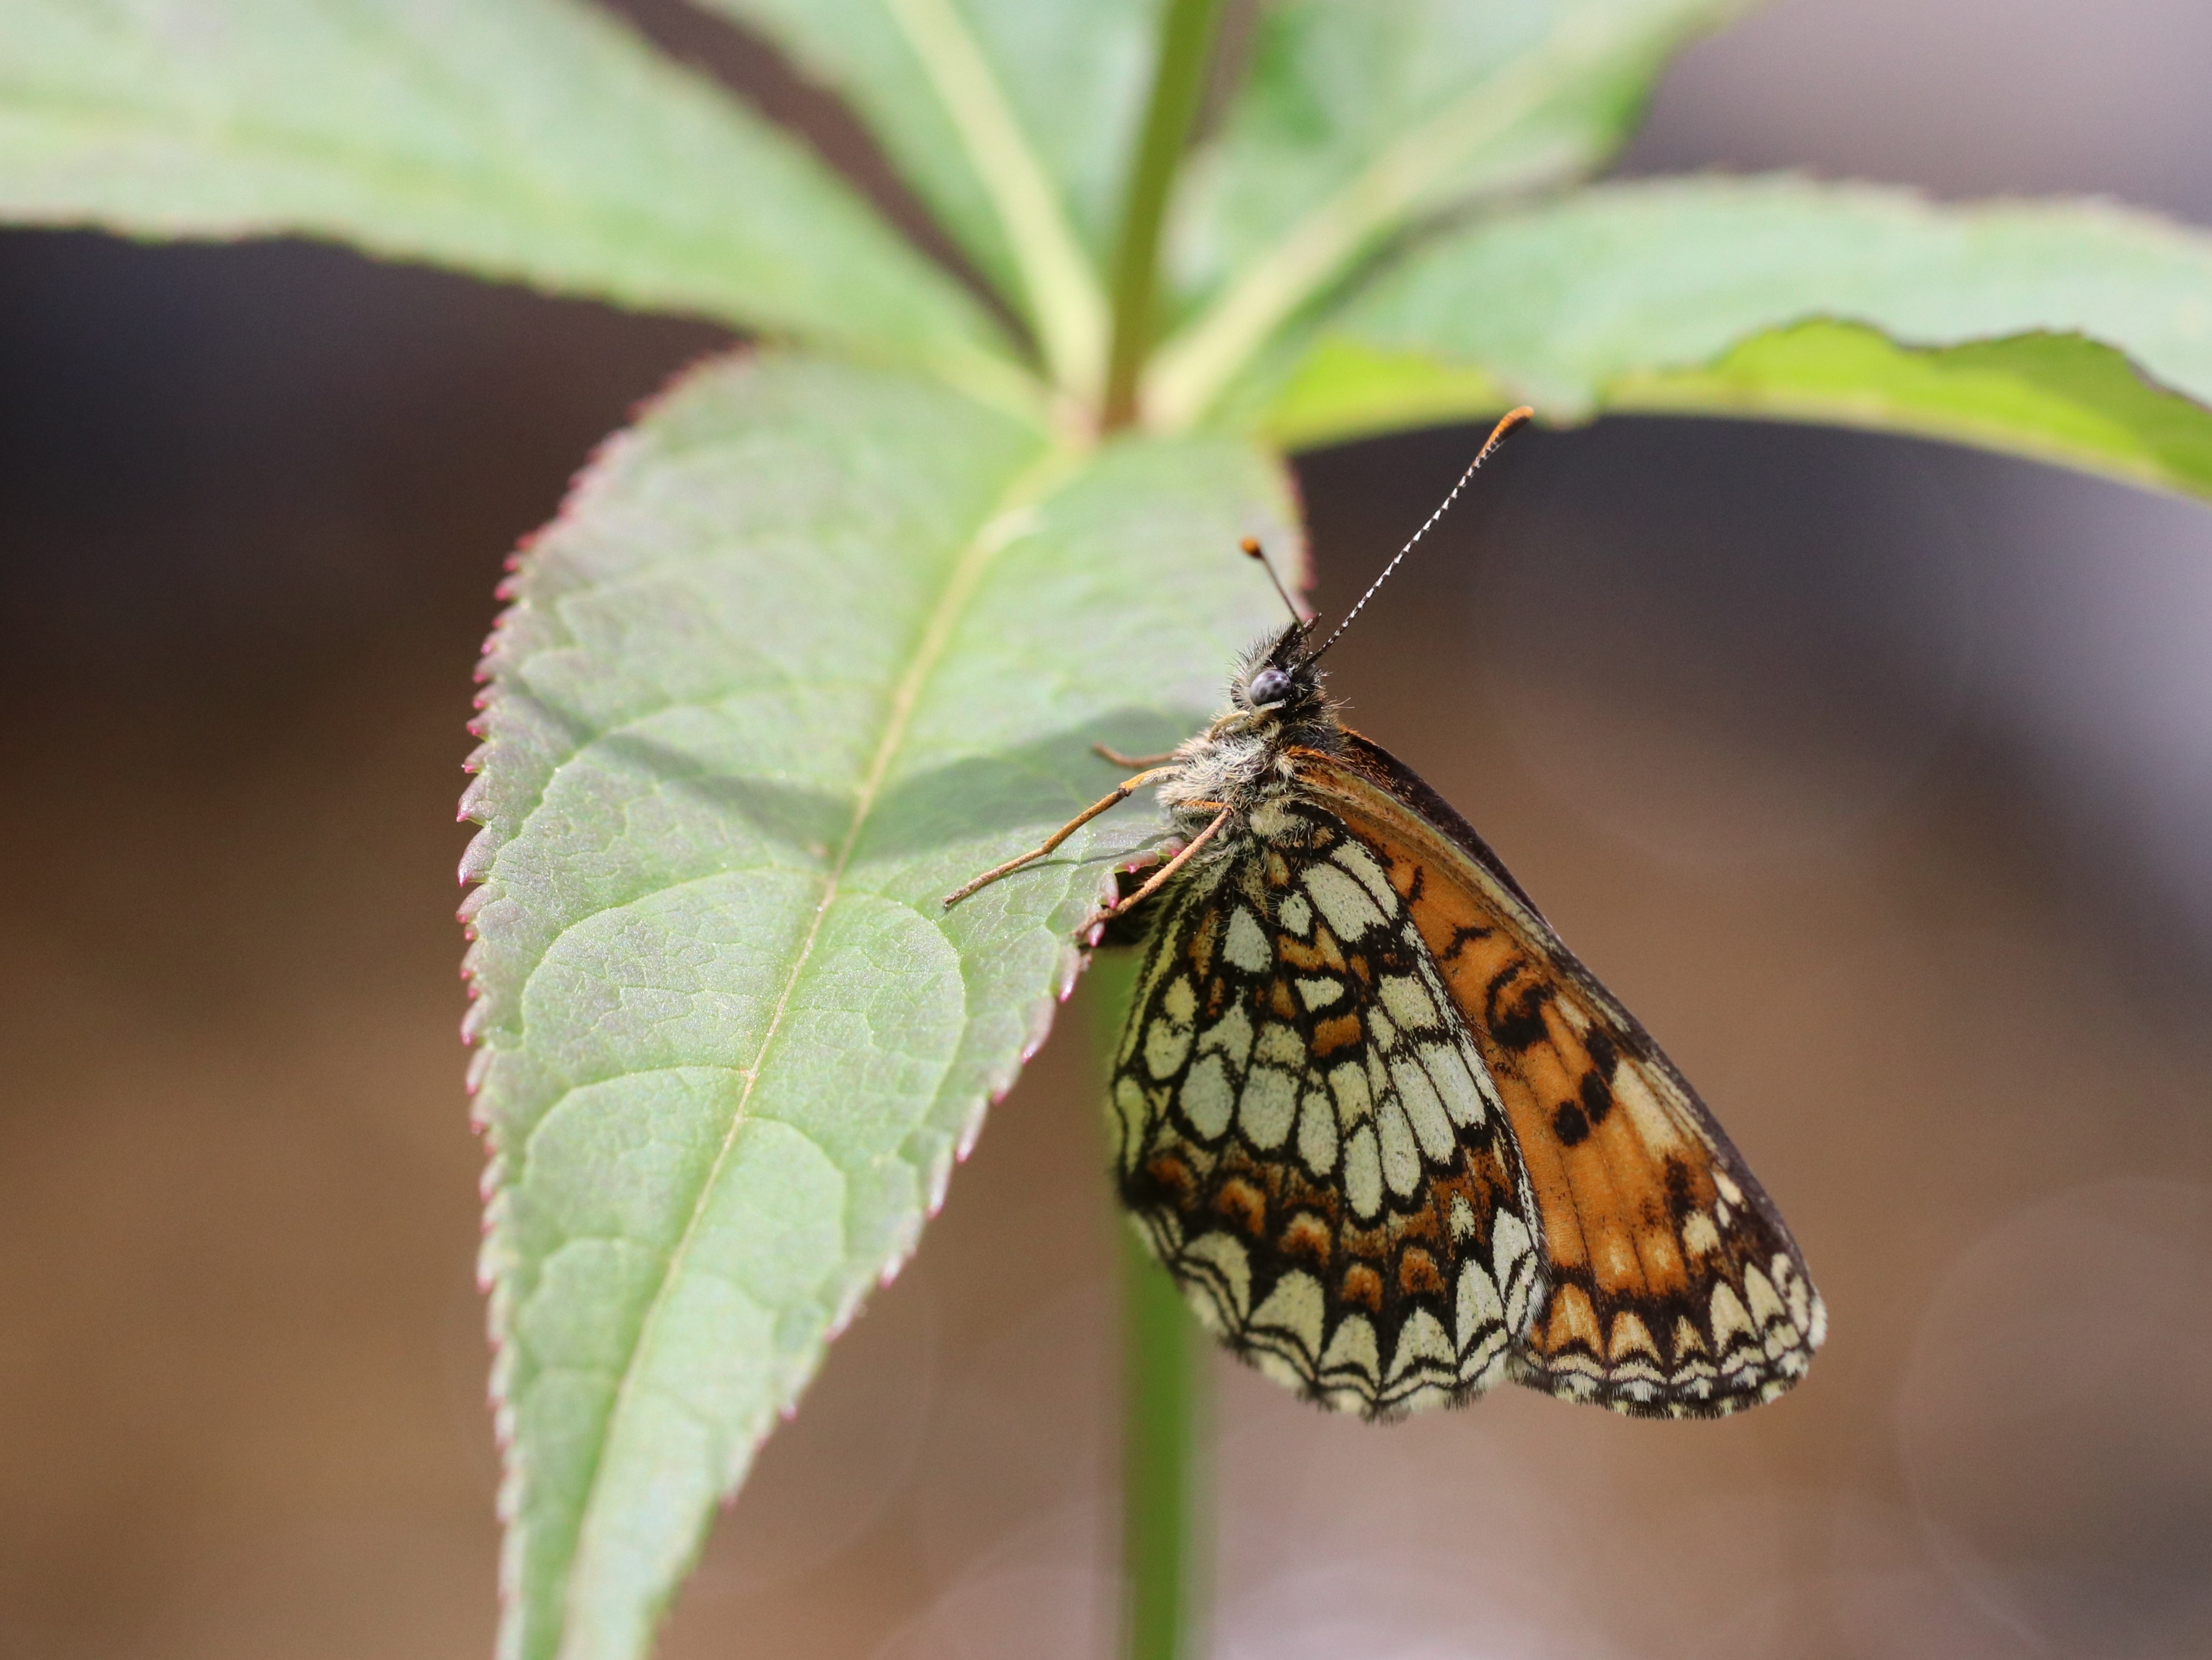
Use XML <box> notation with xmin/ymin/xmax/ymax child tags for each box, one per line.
<box><xmin>553</xmin><ymin>441</ymin><xmax>1074</xmax><ymax>1622</ymax></box>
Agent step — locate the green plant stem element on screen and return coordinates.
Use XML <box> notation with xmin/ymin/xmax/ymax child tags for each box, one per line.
<box><xmin>1090</xmin><ymin>951</ymin><xmax>1210</xmax><ymax>1660</ymax></box>
<box><xmin>1123</xmin><ymin>1221</ymin><xmax>1209</xmax><ymax>1660</ymax></box>
<box><xmin>1103</xmin><ymin>0</ymin><xmax>1229</xmax><ymax>430</ymax></box>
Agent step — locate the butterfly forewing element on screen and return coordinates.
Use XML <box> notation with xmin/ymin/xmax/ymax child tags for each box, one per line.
<box><xmin>1299</xmin><ymin>736</ymin><xmax>1826</xmax><ymax>1417</ymax></box>
<box><xmin>1111</xmin><ymin>794</ymin><xmax>1545</xmax><ymax>1420</ymax></box>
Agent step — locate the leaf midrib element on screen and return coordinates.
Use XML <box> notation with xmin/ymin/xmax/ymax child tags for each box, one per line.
<box><xmin>553</xmin><ymin>436</ymin><xmax>1081</xmax><ymax>1639</ymax></box>
<box><xmin>882</xmin><ymin>0</ymin><xmax>1108</xmax><ymax>398</ymax></box>
<box><xmin>4</xmin><ymin>82</ymin><xmax>810</xmax><ymax>251</ymax></box>
<box><xmin>0</xmin><ymin>71</ymin><xmax>1020</xmax><ymax>371</ymax></box>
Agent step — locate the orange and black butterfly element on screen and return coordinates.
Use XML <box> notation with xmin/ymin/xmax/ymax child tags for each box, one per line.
<box><xmin>946</xmin><ymin>410</ymin><xmax>1823</xmax><ymax>1419</ymax></box>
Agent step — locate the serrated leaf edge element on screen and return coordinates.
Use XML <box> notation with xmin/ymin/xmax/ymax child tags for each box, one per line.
<box><xmin>460</xmin><ymin>388</ymin><xmax>1108</xmax><ymax>1652</ymax></box>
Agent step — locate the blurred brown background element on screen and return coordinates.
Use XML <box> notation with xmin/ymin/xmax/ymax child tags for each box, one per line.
<box><xmin>3</xmin><ymin>2</ymin><xmax>2209</xmax><ymax>1657</ymax></box>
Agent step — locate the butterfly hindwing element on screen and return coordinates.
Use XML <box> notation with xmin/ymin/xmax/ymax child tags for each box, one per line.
<box><xmin>1300</xmin><ymin>735</ymin><xmax>1826</xmax><ymax>1417</ymax></box>
<box><xmin>1110</xmin><ymin>794</ymin><xmax>1544</xmax><ymax>1420</ymax></box>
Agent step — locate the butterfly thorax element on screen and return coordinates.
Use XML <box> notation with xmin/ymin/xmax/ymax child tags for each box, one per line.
<box><xmin>1155</xmin><ymin>622</ymin><xmax>1341</xmax><ymax>842</ymax></box>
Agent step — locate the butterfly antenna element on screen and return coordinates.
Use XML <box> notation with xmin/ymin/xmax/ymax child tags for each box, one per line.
<box><xmin>1304</xmin><ymin>406</ymin><xmax>1534</xmax><ymax>663</ymax></box>
<box><xmin>1241</xmin><ymin>536</ymin><xmax>1312</xmax><ymax>626</ymax></box>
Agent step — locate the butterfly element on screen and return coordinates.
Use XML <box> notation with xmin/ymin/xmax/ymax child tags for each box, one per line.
<box><xmin>945</xmin><ymin>410</ymin><xmax>1823</xmax><ymax>1419</ymax></box>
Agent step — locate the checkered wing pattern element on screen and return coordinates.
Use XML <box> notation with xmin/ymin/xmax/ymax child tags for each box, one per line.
<box><xmin>1109</xmin><ymin>793</ymin><xmax>1544</xmax><ymax>1419</ymax></box>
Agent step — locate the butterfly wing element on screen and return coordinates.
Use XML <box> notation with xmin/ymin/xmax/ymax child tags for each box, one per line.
<box><xmin>1109</xmin><ymin>794</ymin><xmax>1544</xmax><ymax>1420</ymax></box>
<box><xmin>1297</xmin><ymin>734</ymin><xmax>1825</xmax><ymax>1418</ymax></box>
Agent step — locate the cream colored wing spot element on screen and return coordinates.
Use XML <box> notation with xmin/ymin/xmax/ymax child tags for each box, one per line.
<box><xmin>1743</xmin><ymin>1263</ymin><xmax>1787</xmax><ymax>1328</ymax></box>
<box><xmin>1277</xmin><ymin>891</ymin><xmax>1313</xmax><ymax>936</ymax></box>
<box><xmin>1708</xmin><ymin>1282</ymin><xmax>1755</xmax><ymax>1352</ymax></box>
<box><xmin>1160</xmin><ymin>973</ymin><xmax>1197</xmax><ymax>1024</ymax></box>
<box><xmin>1605</xmin><ymin>1056</ymin><xmax>1689</xmax><ymax>1156</ymax></box>
<box><xmin>1223</xmin><ymin>905</ymin><xmax>1272</xmax><ymax>972</ymax></box>
<box><xmin>1239</xmin><ymin>1066</ymin><xmax>1298</xmax><ymax>1149</ymax></box>
<box><xmin>1377</xmin><ymin>1102</ymin><xmax>1421</xmax><ymax>1197</ymax></box>
<box><xmin>1296</xmin><ymin>975</ymin><xmax>1346</xmax><ymax>1011</ymax></box>
<box><xmin>1142</xmin><ymin>1008</ymin><xmax>1192</xmax><ymax>1078</ymax></box>
<box><xmin>1249</xmin><ymin>1270</ymin><xmax>1327</xmax><ymax>1360</ymax></box>
<box><xmin>1297</xmin><ymin>1086</ymin><xmax>1339</xmax><ymax>1175</ymax></box>
<box><xmin>1196</xmin><ymin>1003</ymin><xmax>1254</xmax><ymax>1069</ymax></box>
<box><xmin>1321</xmin><ymin>1313</ymin><xmax>1380</xmax><ymax>1383</ymax></box>
<box><xmin>1181</xmin><ymin>1053</ymin><xmax>1234</xmax><ymax>1139</ymax></box>
<box><xmin>1387</xmin><ymin>1309</ymin><xmax>1455</xmax><ymax>1383</ymax></box>
<box><xmin>1182</xmin><ymin>1231</ymin><xmax>1252</xmax><ymax>1321</ymax></box>
<box><xmin>1607</xmin><ymin>1310</ymin><xmax>1660</xmax><ymax>1364</ymax></box>
<box><xmin>1302</xmin><ymin>863</ymin><xmax>1386</xmax><ymax>939</ymax></box>
<box><xmin>1112</xmin><ymin>1076</ymin><xmax>1149</xmax><ymax>1174</ymax></box>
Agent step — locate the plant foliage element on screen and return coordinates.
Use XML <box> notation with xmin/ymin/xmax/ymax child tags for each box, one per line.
<box><xmin>6</xmin><ymin>3</ymin><xmax>2211</xmax><ymax>1657</ymax></box>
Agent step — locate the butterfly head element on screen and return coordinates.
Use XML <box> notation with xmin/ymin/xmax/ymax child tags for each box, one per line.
<box><xmin>1228</xmin><ymin>621</ymin><xmax>1329</xmax><ymax>727</ymax></box>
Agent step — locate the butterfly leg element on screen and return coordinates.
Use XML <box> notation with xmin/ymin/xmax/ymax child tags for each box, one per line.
<box><xmin>1089</xmin><ymin>804</ymin><xmax>1232</xmax><ymax>926</ymax></box>
<box><xmin>943</xmin><ymin>766</ymin><xmax>1180</xmax><ymax>908</ymax></box>
<box><xmin>1093</xmin><ymin>742</ymin><xmax>1179</xmax><ymax>769</ymax></box>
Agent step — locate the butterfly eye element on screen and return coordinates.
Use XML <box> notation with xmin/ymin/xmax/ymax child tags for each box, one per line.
<box><xmin>1247</xmin><ymin>666</ymin><xmax>1293</xmax><ymax>706</ymax></box>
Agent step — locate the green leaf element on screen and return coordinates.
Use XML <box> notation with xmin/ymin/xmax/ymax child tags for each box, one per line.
<box><xmin>1611</xmin><ymin>322</ymin><xmax>2212</xmax><ymax>500</ymax></box>
<box><xmin>1145</xmin><ymin>0</ymin><xmax>1746</xmax><ymax>427</ymax></box>
<box><xmin>1263</xmin><ymin>176</ymin><xmax>2212</xmax><ymax>498</ymax></box>
<box><xmin>0</xmin><ymin>0</ymin><xmax>1025</xmax><ymax>402</ymax></box>
<box><xmin>461</xmin><ymin>351</ymin><xmax>1296</xmax><ymax>1660</ymax></box>
<box><xmin>705</xmin><ymin>0</ymin><xmax>1159</xmax><ymax>397</ymax></box>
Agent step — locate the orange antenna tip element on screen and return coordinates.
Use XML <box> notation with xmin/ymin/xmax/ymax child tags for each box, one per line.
<box><xmin>1240</xmin><ymin>535</ymin><xmax>1309</xmax><ymax>627</ymax></box>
